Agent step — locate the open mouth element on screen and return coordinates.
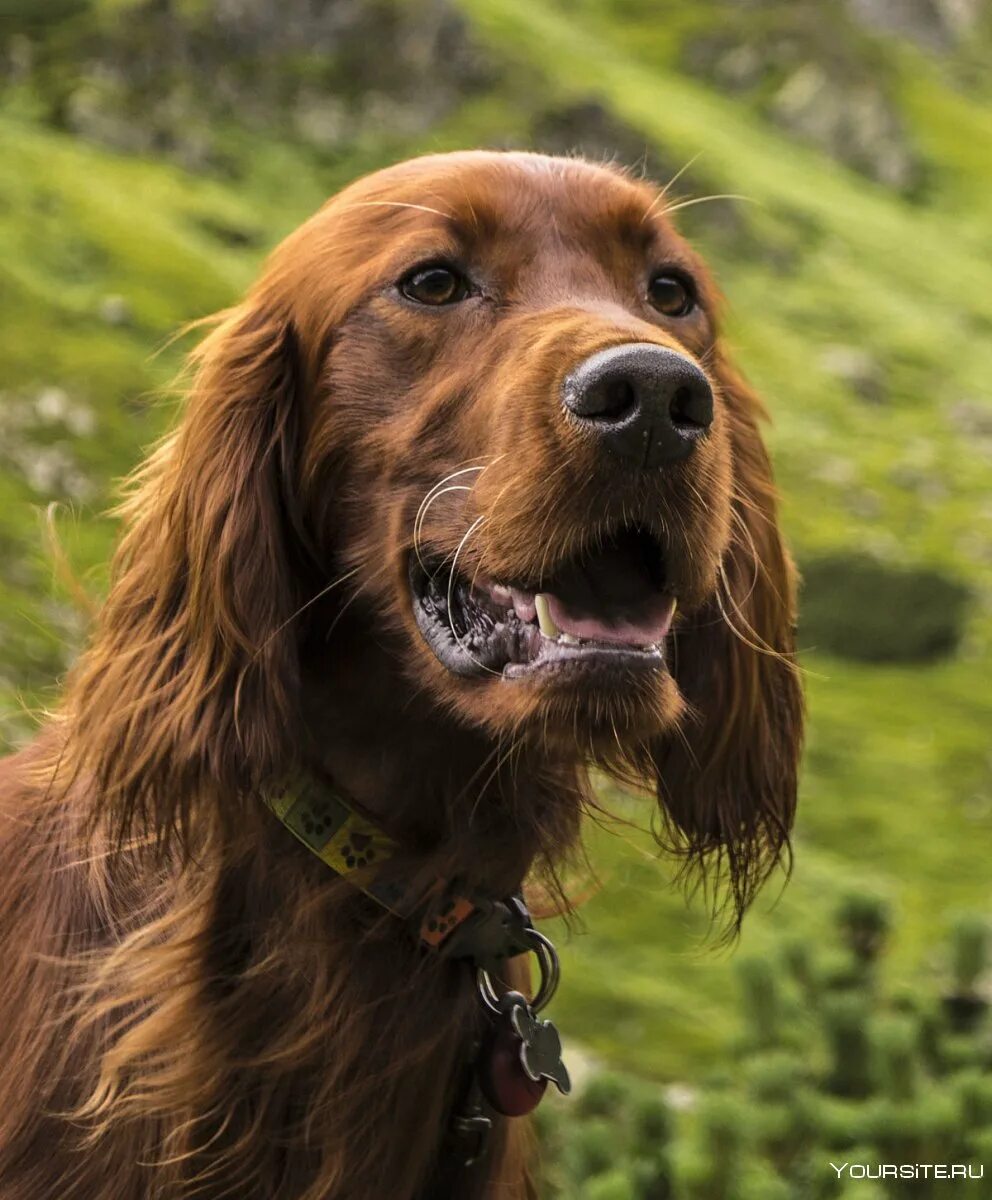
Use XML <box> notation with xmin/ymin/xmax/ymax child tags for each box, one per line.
<box><xmin>410</xmin><ymin>525</ymin><xmax>676</xmax><ymax>680</ymax></box>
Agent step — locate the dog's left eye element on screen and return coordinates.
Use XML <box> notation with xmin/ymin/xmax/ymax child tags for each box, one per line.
<box><xmin>399</xmin><ymin>265</ymin><xmax>470</xmax><ymax>306</ymax></box>
<box><xmin>648</xmin><ymin>272</ymin><xmax>695</xmax><ymax>318</ymax></box>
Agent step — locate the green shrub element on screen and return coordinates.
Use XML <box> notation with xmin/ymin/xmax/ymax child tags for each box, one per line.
<box><xmin>942</xmin><ymin>915</ymin><xmax>990</xmax><ymax>1035</ymax></box>
<box><xmin>817</xmin><ymin>948</ymin><xmax>867</xmax><ymax>994</ymax></box>
<box><xmin>863</xmin><ymin>1089</ymin><xmax>957</xmax><ymax>1165</ymax></box>
<box><xmin>967</xmin><ymin>1126</ymin><xmax>992</xmax><ymax>1169</ymax></box>
<box><xmin>822</xmin><ymin>993</ymin><xmax>873</xmax><ymax>1097</ymax></box>
<box><xmin>948</xmin><ymin>915</ymin><xmax>989</xmax><ymax>996</ymax></box>
<box><xmin>737</xmin><ymin>1161</ymin><xmax>793</xmax><ymax>1200</ymax></box>
<box><xmin>799</xmin><ymin>553</ymin><xmax>970</xmax><ymax>663</ymax></box>
<box><xmin>737</xmin><ymin>956</ymin><xmax>783</xmax><ymax>1049</ymax></box>
<box><xmin>871</xmin><ymin>1015</ymin><xmax>919</xmax><ymax>1099</ymax></box>
<box><xmin>837</xmin><ymin>893</ymin><xmax>891</xmax><ymax>969</ymax></box>
<box><xmin>544</xmin><ymin>910</ymin><xmax>992</xmax><ymax>1199</ymax></box>
<box><xmin>679</xmin><ymin>1092</ymin><xmax>749</xmax><ymax>1200</ymax></box>
<box><xmin>629</xmin><ymin>1153</ymin><xmax>674</xmax><ymax>1200</ymax></box>
<box><xmin>954</xmin><ymin>1070</ymin><xmax>992</xmax><ymax>1131</ymax></box>
<box><xmin>836</xmin><ymin>1177</ymin><xmax>887</xmax><ymax>1200</ymax></box>
<box><xmin>566</xmin><ymin>1117</ymin><xmax>619</xmax><ymax>1182</ymax></box>
<box><xmin>781</xmin><ymin>936</ymin><xmax>818</xmax><ymax>1001</ymax></box>
<box><xmin>743</xmin><ymin>1050</ymin><xmax>811</xmax><ymax>1102</ymax></box>
<box><xmin>627</xmin><ymin>1087</ymin><xmax>673</xmax><ymax>1153</ymax></box>
<box><xmin>579</xmin><ymin>1071</ymin><xmax>635</xmax><ymax>1120</ymax></box>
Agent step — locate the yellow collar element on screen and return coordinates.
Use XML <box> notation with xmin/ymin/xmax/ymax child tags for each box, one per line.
<box><xmin>265</xmin><ymin>775</ymin><xmax>526</xmax><ymax>960</ymax></box>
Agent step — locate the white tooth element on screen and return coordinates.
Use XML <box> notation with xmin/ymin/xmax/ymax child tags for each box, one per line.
<box><xmin>559</xmin><ymin>632</ymin><xmax>580</xmax><ymax>645</ymax></box>
<box><xmin>535</xmin><ymin>593</ymin><xmax>560</xmax><ymax>638</ymax></box>
<box><xmin>643</xmin><ymin>643</ymin><xmax>660</xmax><ymax>653</ymax></box>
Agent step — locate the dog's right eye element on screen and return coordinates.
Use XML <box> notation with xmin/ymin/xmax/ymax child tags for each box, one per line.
<box><xmin>398</xmin><ymin>265</ymin><xmax>469</xmax><ymax>306</ymax></box>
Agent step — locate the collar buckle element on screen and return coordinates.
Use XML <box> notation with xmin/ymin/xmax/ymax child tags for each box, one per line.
<box><xmin>434</xmin><ymin>893</ymin><xmax>534</xmax><ymax>969</ymax></box>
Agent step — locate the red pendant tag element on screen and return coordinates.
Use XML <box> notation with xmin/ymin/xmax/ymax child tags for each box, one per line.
<box><xmin>478</xmin><ymin>1019</ymin><xmax>549</xmax><ymax>1116</ymax></box>
<box><xmin>476</xmin><ymin>990</ymin><xmax>570</xmax><ymax>1116</ymax></box>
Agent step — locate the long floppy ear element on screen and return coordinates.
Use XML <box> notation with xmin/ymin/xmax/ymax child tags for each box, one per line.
<box><xmin>62</xmin><ymin>303</ymin><xmax>307</xmax><ymax>848</ymax></box>
<box><xmin>652</xmin><ymin>355</ymin><xmax>804</xmax><ymax>923</ymax></box>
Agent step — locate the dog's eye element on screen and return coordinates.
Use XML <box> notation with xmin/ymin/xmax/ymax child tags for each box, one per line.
<box><xmin>648</xmin><ymin>272</ymin><xmax>695</xmax><ymax>318</ymax></box>
<box><xmin>399</xmin><ymin>265</ymin><xmax>469</xmax><ymax>306</ymax></box>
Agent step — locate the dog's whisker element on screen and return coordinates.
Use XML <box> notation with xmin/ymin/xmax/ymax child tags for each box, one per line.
<box><xmin>467</xmin><ymin>731</ymin><xmax>525</xmax><ymax>828</ymax></box>
<box><xmin>341</xmin><ymin>200</ymin><xmax>454</xmax><ymax>219</ymax></box>
<box><xmin>640</xmin><ymin>151</ymin><xmax>704</xmax><ymax>224</ymax></box>
<box><xmin>413</xmin><ymin>461</ymin><xmax>499</xmax><ymax>571</ymax></box>
<box><xmin>715</xmin><ymin>565</ymin><xmax>800</xmax><ymax>672</ymax></box>
<box><xmin>414</xmin><ymin>485</ymin><xmax>474</xmax><ymax>572</ymax></box>
<box><xmin>321</xmin><ymin>561</ymin><xmax>393</xmax><ymax>644</ymax></box>
<box><xmin>250</xmin><ymin>565</ymin><xmax>363</xmax><ymax>661</ymax></box>
<box><xmin>444</xmin><ymin>515</ymin><xmax>502</xmax><ymax>678</ymax></box>
<box><xmin>729</xmin><ymin>507</ymin><xmax>763</xmax><ymax>606</ymax></box>
<box><xmin>663</xmin><ymin>193</ymin><xmax>757</xmax><ymax>216</ymax></box>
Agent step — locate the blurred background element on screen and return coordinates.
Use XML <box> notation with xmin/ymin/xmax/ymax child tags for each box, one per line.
<box><xmin>1</xmin><ymin>1</ymin><xmax>991</xmax><ymax>1195</ymax></box>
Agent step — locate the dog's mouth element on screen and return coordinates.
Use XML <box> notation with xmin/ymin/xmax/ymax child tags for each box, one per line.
<box><xmin>410</xmin><ymin>525</ymin><xmax>676</xmax><ymax>680</ymax></box>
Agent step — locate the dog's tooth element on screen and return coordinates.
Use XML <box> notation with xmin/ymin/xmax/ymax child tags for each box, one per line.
<box><xmin>559</xmin><ymin>632</ymin><xmax>580</xmax><ymax>645</ymax></box>
<box><xmin>535</xmin><ymin>593</ymin><xmax>560</xmax><ymax>638</ymax></box>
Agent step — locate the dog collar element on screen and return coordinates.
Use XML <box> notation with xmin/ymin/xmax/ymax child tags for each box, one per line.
<box><xmin>265</xmin><ymin>774</ymin><xmax>534</xmax><ymax>967</ymax></box>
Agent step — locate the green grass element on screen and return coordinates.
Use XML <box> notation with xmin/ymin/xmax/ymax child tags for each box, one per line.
<box><xmin>1</xmin><ymin>0</ymin><xmax>991</xmax><ymax>1080</ymax></box>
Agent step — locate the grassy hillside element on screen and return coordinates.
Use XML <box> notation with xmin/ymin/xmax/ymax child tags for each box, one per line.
<box><xmin>1</xmin><ymin>0</ymin><xmax>990</xmax><ymax>1080</ymax></box>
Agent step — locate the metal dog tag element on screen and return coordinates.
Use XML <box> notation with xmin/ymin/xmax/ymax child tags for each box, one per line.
<box><xmin>478</xmin><ymin>990</ymin><xmax>571</xmax><ymax>1117</ymax></box>
<box><xmin>474</xmin><ymin>919</ymin><xmax>570</xmax><ymax>1117</ymax></box>
<box><xmin>503</xmin><ymin>991</ymin><xmax>571</xmax><ymax>1095</ymax></box>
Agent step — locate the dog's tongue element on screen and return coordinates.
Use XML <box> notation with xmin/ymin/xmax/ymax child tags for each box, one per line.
<box><xmin>541</xmin><ymin>539</ymin><xmax>674</xmax><ymax>645</ymax></box>
<box><xmin>545</xmin><ymin>590</ymin><xmax>675</xmax><ymax>645</ymax></box>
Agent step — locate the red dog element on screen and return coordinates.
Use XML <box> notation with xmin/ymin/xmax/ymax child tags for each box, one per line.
<box><xmin>0</xmin><ymin>152</ymin><xmax>803</xmax><ymax>1199</ymax></box>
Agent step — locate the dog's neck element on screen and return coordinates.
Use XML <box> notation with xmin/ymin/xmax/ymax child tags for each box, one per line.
<box><xmin>298</xmin><ymin>622</ymin><xmax>584</xmax><ymax>898</ymax></box>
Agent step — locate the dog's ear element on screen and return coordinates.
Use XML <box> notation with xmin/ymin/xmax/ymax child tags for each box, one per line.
<box><xmin>651</xmin><ymin>355</ymin><xmax>804</xmax><ymax>923</ymax></box>
<box><xmin>64</xmin><ymin>302</ymin><xmax>308</xmax><ymax>848</ymax></box>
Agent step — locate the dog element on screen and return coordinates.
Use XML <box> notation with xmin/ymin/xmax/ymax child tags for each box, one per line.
<box><xmin>0</xmin><ymin>151</ymin><xmax>803</xmax><ymax>1199</ymax></box>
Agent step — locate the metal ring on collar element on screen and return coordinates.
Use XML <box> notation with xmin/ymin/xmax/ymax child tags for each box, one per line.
<box><xmin>476</xmin><ymin>926</ymin><xmax>560</xmax><ymax>1015</ymax></box>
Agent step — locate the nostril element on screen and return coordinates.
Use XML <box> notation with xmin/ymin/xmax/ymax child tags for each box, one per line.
<box><xmin>598</xmin><ymin>377</ymin><xmax>638</xmax><ymax>421</ymax></box>
<box><xmin>669</xmin><ymin>382</ymin><xmax>713</xmax><ymax>431</ymax></box>
<box><xmin>669</xmin><ymin>386</ymin><xmax>695</xmax><ymax>427</ymax></box>
<box><xmin>564</xmin><ymin>371</ymin><xmax>640</xmax><ymax>422</ymax></box>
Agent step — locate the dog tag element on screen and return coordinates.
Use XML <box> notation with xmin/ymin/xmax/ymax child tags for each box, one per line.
<box><xmin>508</xmin><ymin>995</ymin><xmax>571</xmax><ymax>1095</ymax></box>
<box><xmin>478</xmin><ymin>991</ymin><xmax>571</xmax><ymax>1116</ymax></box>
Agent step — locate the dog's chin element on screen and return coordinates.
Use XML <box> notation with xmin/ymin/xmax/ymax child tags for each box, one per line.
<box><xmin>408</xmin><ymin>524</ymin><xmax>686</xmax><ymax>743</ymax></box>
<box><xmin>430</xmin><ymin>639</ymin><xmax>684</xmax><ymax>750</ymax></box>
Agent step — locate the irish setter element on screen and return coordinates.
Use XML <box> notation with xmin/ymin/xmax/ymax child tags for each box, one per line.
<box><xmin>0</xmin><ymin>152</ymin><xmax>803</xmax><ymax>1199</ymax></box>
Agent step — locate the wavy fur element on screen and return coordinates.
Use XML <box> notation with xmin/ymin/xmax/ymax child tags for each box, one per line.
<box><xmin>0</xmin><ymin>152</ymin><xmax>802</xmax><ymax>1199</ymax></box>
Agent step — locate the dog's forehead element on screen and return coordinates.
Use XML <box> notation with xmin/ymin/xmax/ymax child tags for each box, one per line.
<box><xmin>339</xmin><ymin>151</ymin><xmax>674</xmax><ymax>252</ymax></box>
<box><xmin>434</xmin><ymin>154</ymin><xmax>656</xmax><ymax>240</ymax></box>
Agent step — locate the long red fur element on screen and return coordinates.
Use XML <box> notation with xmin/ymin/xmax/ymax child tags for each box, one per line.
<box><xmin>0</xmin><ymin>152</ymin><xmax>803</xmax><ymax>1199</ymax></box>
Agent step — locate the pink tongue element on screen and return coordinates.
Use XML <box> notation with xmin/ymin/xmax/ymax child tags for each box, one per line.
<box><xmin>546</xmin><ymin>593</ymin><xmax>675</xmax><ymax>646</ymax></box>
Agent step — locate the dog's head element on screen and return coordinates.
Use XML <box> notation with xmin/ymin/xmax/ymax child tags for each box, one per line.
<box><xmin>69</xmin><ymin>152</ymin><xmax>803</xmax><ymax>911</ymax></box>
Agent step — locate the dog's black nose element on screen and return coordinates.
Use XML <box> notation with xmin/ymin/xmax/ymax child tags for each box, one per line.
<box><xmin>562</xmin><ymin>343</ymin><xmax>713</xmax><ymax>468</ymax></box>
